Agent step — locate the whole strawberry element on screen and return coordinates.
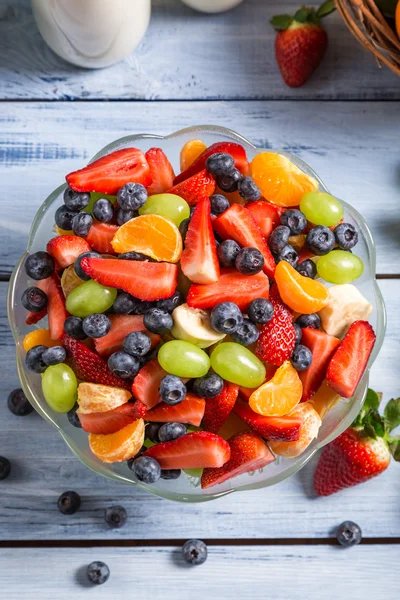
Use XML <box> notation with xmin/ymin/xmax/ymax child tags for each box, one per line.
<box><xmin>314</xmin><ymin>390</ymin><xmax>400</xmax><ymax>496</ymax></box>
<box><xmin>271</xmin><ymin>1</ymin><xmax>335</xmax><ymax>88</ymax></box>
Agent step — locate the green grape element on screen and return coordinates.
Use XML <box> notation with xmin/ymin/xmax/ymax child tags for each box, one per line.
<box><xmin>139</xmin><ymin>194</ymin><xmax>190</xmax><ymax>227</ymax></box>
<box><xmin>143</xmin><ymin>439</ymin><xmax>156</xmax><ymax>449</ymax></box>
<box><xmin>184</xmin><ymin>468</ymin><xmax>203</xmax><ymax>478</ymax></box>
<box><xmin>317</xmin><ymin>250</ymin><xmax>364</xmax><ymax>284</ymax></box>
<box><xmin>66</xmin><ymin>280</ymin><xmax>117</xmax><ymax>317</ymax></box>
<box><xmin>42</xmin><ymin>364</ymin><xmax>77</xmax><ymax>413</ymax></box>
<box><xmin>157</xmin><ymin>340</ymin><xmax>210</xmax><ymax>378</ymax></box>
<box><xmin>84</xmin><ymin>192</ymin><xmax>116</xmax><ymax>214</ymax></box>
<box><xmin>300</xmin><ymin>191</ymin><xmax>344</xmax><ymax>227</ymax></box>
<box><xmin>210</xmin><ymin>342</ymin><xmax>266</xmax><ymax>388</ymax></box>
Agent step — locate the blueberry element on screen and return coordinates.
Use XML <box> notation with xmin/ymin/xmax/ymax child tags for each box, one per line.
<box><xmin>132</xmin><ymin>455</ymin><xmax>161</xmax><ymax>484</ymax></box>
<box><xmin>238</xmin><ymin>176</ymin><xmax>261</xmax><ymax>202</ymax></box>
<box><xmin>210</xmin><ymin>194</ymin><xmax>230</xmax><ymax>215</ymax></box>
<box><xmin>55</xmin><ymin>205</ymin><xmax>78</xmax><ymax>231</ymax></box>
<box><xmin>87</xmin><ymin>561</ymin><xmax>110</xmax><ymax>585</ymax></box>
<box><xmin>235</xmin><ymin>247</ymin><xmax>264</xmax><ymax>275</ymax></box>
<box><xmin>113</xmin><ymin>293</ymin><xmax>136</xmax><ymax>314</ymax></box>
<box><xmin>127</xmin><ymin>448</ymin><xmax>145</xmax><ymax>470</ymax></box>
<box><xmin>179</xmin><ymin>217</ymin><xmax>190</xmax><ymax>242</ymax></box>
<box><xmin>182</xmin><ymin>539</ymin><xmax>208</xmax><ymax>565</ymax></box>
<box><xmin>296</xmin><ymin>259</ymin><xmax>317</xmax><ymax>279</ymax></box>
<box><xmin>117</xmin><ymin>182</ymin><xmax>148</xmax><ymax>211</ymax></box>
<box><xmin>211</xmin><ymin>302</ymin><xmax>243</xmax><ymax>334</ymax></box>
<box><xmin>116</xmin><ymin>207</ymin><xmax>137</xmax><ymax>225</ymax></box>
<box><xmin>145</xmin><ymin>423</ymin><xmax>162</xmax><ymax>443</ymax></box>
<box><xmin>269</xmin><ymin>226</ymin><xmax>291</xmax><ymax>254</ymax></box>
<box><xmin>123</xmin><ymin>331</ymin><xmax>152</xmax><ymax>357</ymax></box>
<box><xmin>217</xmin><ymin>239</ymin><xmax>241</xmax><ymax>268</ymax></box>
<box><xmin>205</xmin><ymin>152</ymin><xmax>235</xmax><ymax>176</ymax></box>
<box><xmin>192</xmin><ymin>372</ymin><xmax>224</xmax><ymax>398</ymax></box>
<box><xmin>231</xmin><ymin>318</ymin><xmax>260</xmax><ymax>346</ymax></box>
<box><xmin>336</xmin><ymin>521</ymin><xmax>362</xmax><ymax>547</ymax></box>
<box><xmin>42</xmin><ymin>346</ymin><xmax>67</xmax><ymax>366</ymax></box>
<box><xmin>290</xmin><ymin>344</ymin><xmax>312</xmax><ymax>371</ymax></box>
<box><xmin>25</xmin><ymin>251</ymin><xmax>54</xmax><ymax>281</ymax></box>
<box><xmin>21</xmin><ymin>287</ymin><xmax>48</xmax><ymax>312</ymax></box>
<box><xmin>63</xmin><ymin>187</ymin><xmax>90</xmax><ymax>211</ymax></box>
<box><xmin>158</xmin><ymin>422</ymin><xmax>187</xmax><ymax>442</ymax></box>
<box><xmin>57</xmin><ymin>490</ymin><xmax>81</xmax><ymax>515</ymax></box>
<box><xmin>25</xmin><ymin>345</ymin><xmax>47</xmax><ymax>373</ymax></box>
<box><xmin>280</xmin><ymin>209</ymin><xmax>307</xmax><ymax>235</ymax></box>
<box><xmin>159</xmin><ymin>375</ymin><xmax>187</xmax><ymax>405</ymax></box>
<box><xmin>64</xmin><ymin>316</ymin><xmax>87</xmax><ymax>340</ymax></box>
<box><xmin>295</xmin><ymin>313</ymin><xmax>321</xmax><ymax>330</ymax></box>
<box><xmin>104</xmin><ymin>505</ymin><xmax>127</xmax><ymax>529</ymax></box>
<box><xmin>334</xmin><ymin>223</ymin><xmax>359</xmax><ymax>250</ymax></box>
<box><xmin>306</xmin><ymin>225</ymin><xmax>335</xmax><ymax>255</ymax></box>
<box><xmin>108</xmin><ymin>351</ymin><xmax>140</xmax><ymax>379</ymax></box>
<box><xmin>276</xmin><ymin>244</ymin><xmax>298</xmax><ymax>268</ymax></box>
<box><xmin>0</xmin><ymin>457</ymin><xmax>11</xmax><ymax>480</ymax></box>
<box><xmin>216</xmin><ymin>168</ymin><xmax>241</xmax><ymax>193</ymax></box>
<box><xmin>156</xmin><ymin>291</ymin><xmax>184</xmax><ymax>313</ymax></box>
<box><xmin>93</xmin><ymin>198</ymin><xmax>114</xmax><ymax>223</ymax></box>
<box><xmin>82</xmin><ymin>313</ymin><xmax>111</xmax><ymax>338</ymax></box>
<box><xmin>160</xmin><ymin>469</ymin><xmax>181</xmax><ymax>480</ymax></box>
<box><xmin>74</xmin><ymin>251</ymin><xmax>101</xmax><ymax>281</ymax></box>
<box><xmin>72</xmin><ymin>212</ymin><xmax>93</xmax><ymax>237</ymax></box>
<box><xmin>128</xmin><ymin>298</ymin><xmax>153</xmax><ymax>315</ymax></box>
<box><xmin>248</xmin><ymin>298</ymin><xmax>274</xmax><ymax>324</ymax></box>
<box><xmin>7</xmin><ymin>388</ymin><xmax>33</xmax><ymax>416</ymax></box>
<box><xmin>293</xmin><ymin>323</ymin><xmax>302</xmax><ymax>346</ymax></box>
<box><xmin>67</xmin><ymin>403</ymin><xmax>82</xmax><ymax>428</ymax></box>
<box><xmin>118</xmin><ymin>251</ymin><xmax>153</xmax><ymax>261</ymax></box>
<box><xmin>144</xmin><ymin>308</ymin><xmax>173</xmax><ymax>334</ymax></box>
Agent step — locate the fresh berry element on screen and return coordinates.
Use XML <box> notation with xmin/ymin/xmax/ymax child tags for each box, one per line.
<box><xmin>276</xmin><ymin>244</ymin><xmax>299</xmax><ymax>268</ymax></box>
<box><xmin>21</xmin><ymin>287</ymin><xmax>48</xmax><ymax>312</ymax></box>
<box><xmin>94</xmin><ymin>314</ymin><xmax>159</xmax><ymax>357</ymax></box>
<box><xmin>25</xmin><ymin>345</ymin><xmax>47</xmax><ymax>373</ymax></box>
<box><xmin>57</xmin><ymin>490</ymin><xmax>81</xmax><ymax>515</ymax></box>
<box><xmin>25</xmin><ymin>251</ymin><xmax>54</xmax><ymax>281</ymax></box>
<box><xmin>47</xmin><ymin>235</ymin><xmax>92</xmax><ymax>270</ymax></box>
<box><xmin>206</xmin><ymin>152</ymin><xmax>235</xmax><ymax>176</ymax></box>
<box><xmin>248</xmin><ymin>298</ymin><xmax>274</xmax><ymax>324</ymax></box>
<box><xmin>82</xmin><ymin>313</ymin><xmax>111</xmax><ymax>339</ymax></box>
<box><xmin>211</xmin><ymin>302</ymin><xmax>243</xmax><ymax>334</ymax></box>
<box><xmin>293</xmin><ymin>322</ymin><xmax>302</xmax><ymax>345</ymax></box>
<box><xmin>131</xmin><ymin>358</ymin><xmax>168</xmax><ymax>409</ymax></box>
<box><xmin>217</xmin><ymin>239</ymin><xmax>241</xmax><ymax>268</ymax></box>
<box><xmin>334</xmin><ymin>222</ymin><xmax>359</xmax><ymax>250</ymax></box>
<box><xmin>72</xmin><ymin>212</ymin><xmax>93</xmax><ymax>237</ymax></box>
<box><xmin>74</xmin><ymin>251</ymin><xmax>101</xmax><ymax>280</ymax></box>
<box><xmin>118</xmin><ymin>251</ymin><xmax>153</xmax><ymax>262</ymax></box>
<box><xmin>290</xmin><ymin>344</ymin><xmax>312</xmax><ymax>371</ymax></box>
<box><xmin>145</xmin><ymin>393</ymin><xmax>205</xmax><ymax>427</ymax></box>
<box><xmin>156</xmin><ymin>290</ymin><xmax>183</xmax><ymax>313</ymax></box>
<box><xmin>182</xmin><ymin>540</ymin><xmax>208</xmax><ymax>565</ymax></box>
<box><xmin>0</xmin><ymin>457</ymin><xmax>11</xmax><ymax>480</ymax></box>
<box><xmin>64</xmin><ymin>316</ymin><xmax>86</xmax><ymax>340</ymax></box>
<box><xmin>179</xmin><ymin>217</ymin><xmax>190</xmax><ymax>242</ymax></box>
<box><xmin>116</xmin><ymin>207</ymin><xmax>136</xmax><ymax>225</ymax></box>
<box><xmin>216</xmin><ymin>167</ymin><xmax>242</xmax><ymax>193</ymax></box>
<box><xmin>336</xmin><ymin>521</ymin><xmax>362</xmax><ymax>547</ymax></box>
<box><xmin>158</xmin><ymin>422</ymin><xmax>187</xmax><ymax>442</ymax></box>
<box><xmin>117</xmin><ymin>182</ymin><xmax>148</xmax><ymax>211</ymax></box>
<box><xmin>55</xmin><ymin>205</ymin><xmax>78</xmax><ymax>231</ymax></box>
<box><xmin>159</xmin><ymin>375</ymin><xmax>187</xmax><ymax>405</ymax></box>
<box><xmin>210</xmin><ymin>194</ymin><xmax>230</xmax><ymax>215</ymax></box>
<box><xmin>280</xmin><ymin>209</ymin><xmax>307</xmax><ymax>234</ymax></box>
<box><xmin>296</xmin><ymin>313</ymin><xmax>321</xmax><ymax>329</ymax></box>
<box><xmin>167</xmin><ymin>169</ymin><xmax>216</xmax><ymax>206</ymax></box>
<box><xmin>132</xmin><ymin>455</ymin><xmax>161</xmax><ymax>483</ymax></box>
<box><xmin>63</xmin><ymin>187</ymin><xmax>90</xmax><ymax>211</ymax></box>
<box><xmin>104</xmin><ymin>505</ymin><xmax>127</xmax><ymax>529</ymax></box>
<box><xmin>255</xmin><ymin>286</ymin><xmax>296</xmax><ymax>366</ymax></box>
<box><xmin>234</xmin><ymin>398</ymin><xmax>301</xmax><ymax>441</ymax></box>
<box><xmin>26</xmin><ymin>307</ymin><xmax>48</xmax><ymax>326</ymax></box>
<box><xmin>78</xmin><ymin>401</ymin><xmax>146</xmax><ymax>434</ymax></box>
<box><xmin>67</xmin><ymin>403</ymin><xmax>82</xmax><ymax>428</ymax></box>
<box><xmin>161</xmin><ymin>469</ymin><xmax>181</xmax><ymax>480</ymax></box>
<box><xmin>238</xmin><ymin>176</ymin><xmax>261</xmax><ymax>202</ymax></box>
<box><xmin>235</xmin><ymin>247</ymin><xmax>264</xmax><ymax>275</ymax></box>
<box><xmin>306</xmin><ymin>225</ymin><xmax>335</xmax><ymax>255</ymax></box>
<box><xmin>108</xmin><ymin>351</ymin><xmax>141</xmax><ymax>379</ymax></box>
<box><xmin>41</xmin><ymin>274</ymin><xmax>69</xmax><ymax>340</ymax></box>
<box><xmin>7</xmin><ymin>388</ymin><xmax>33</xmax><ymax>416</ymax></box>
<box><xmin>86</xmin><ymin>561</ymin><xmax>110</xmax><ymax>585</ymax></box>
<box><xmin>231</xmin><ymin>318</ymin><xmax>260</xmax><ymax>346</ymax></box>
<box><xmin>112</xmin><ymin>293</ymin><xmax>138</xmax><ymax>314</ymax></box>
<box><xmin>192</xmin><ymin>373</ymin><xmax>224</xmax><ymax>399</ymax></box>
<box><xmin>245</xmin><ymin>200</ymin><xmax>284</xmax><ymax>239</ymax></box>
<box><xmin>42</xmin><ymin>346</ymin><xmax>67</xmax><ymax>366</ymax></box>
<box><xmin>145</xmin><ymin>147</ymin><xmax>175</xmax><ymax>195</ymax></box>
<box><xmin>296</xmin><ymin>258</ymin><xmax>317</xmax><ymax>279</ymax></box>
<box><xmin>93</xmin><ymin>198</ymin><xmax>114</xmax><ymax>223</ymax></box>
<box><xmin>85</xmin><ymin>222</ymin><xmax>119</xmax><ymax>254</ymax></box>
<box><xmin>144</xmin><ymin>308</ymin><xmax>173</xmax><ymax>334</ymax></box>
<box><xmin>269</xmin><ymin>226</ymin><xmax>291</xmax><ymax>254</ymax></box>
<box><xmin>201</xmin><ymin>382</ymin><xmax>239</xmax><ymax>434</ymax></box>
<box><xmin>123</xmin><ymin>331</ymin><xmax>152</xmax><ymax>357</ymax></box>
<box><xmin>146</xmin><ymin>423</ymin><xmax>162</xmax><ymax>443</ymax></box>
<box><xmin>299</xmin><ymin>328</ymin><xmax>340</xmax><ymax>401</ymax></box>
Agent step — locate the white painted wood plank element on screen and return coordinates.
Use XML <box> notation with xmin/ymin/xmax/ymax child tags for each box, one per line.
<box><xmin>1</xmin><ymin>0</ymin><xmax>399</xmax><ymax>100</ymax></box>
<box><xmin>1</xmin><ymin>100</ymin><xmax>399</xmax><ymax>274</ymax></box>
<box><xmin>1</xmin><ymin>279</ymin><xmax>399</xmax><ymax>540</ymax></box>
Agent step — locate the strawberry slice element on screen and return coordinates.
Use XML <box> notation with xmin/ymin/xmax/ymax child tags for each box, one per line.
<box><xmin>85</xmin><ymin>222</ymin><xmax>119</xmax><ymax>255</ymax></box>
<box><xmin>145</xmin><ymin>148</ymin><xmax>175</xmax><ymax>195</ymax></box>
<box><xmin>245</xmin><ymin>201</ymin><xmax>285</xmax><ymax>239</ymax></box>
<box><xmin>326</xmin><ymin>320</ymin><xmax>376</xmax><ymax>398</ymax></box>
<box><xmin>300</xmin><ymin>328</ymin><xmax>341</xmax><ymax>401</ymax></box>
<box><xmin>167</xmin><ymin>169</ymin><xmax>216</xmax><ymax>206</ymax></box>
<box><xmin>145</xmin><ymin>393</ymin><xmax>206</xmax><ymax>427</ymax></box>
<box><xmin>187</xmin><ymin>268</ymin><xmax>269</xmax><ymax>312</ymax></box>
<box><xmin>298</xmin><ymin>247</ymin><xmax>315</xmax><ymax>264</ymax></box>
<box><xmin>144</xmin><ymin>431</ymin><xmax>230</xmax><ymax>469</ymax></box>
<box><xmin>201</xmin><ymin>431</ymin><xmax>275</xmax><ymax>489</ymax></box>
<box><xmin>131</xmin><ymin>358</ymin><xmax>168</xmax><ymax>409</ymax></box>
<box><xmin>173</xmin><ymin>142</ymin><xmax>249</xmax><ymax>185</ymax></box>
<box><xmin>40</xmin><ymin>274</ymin><xmax>69</xmax><ymax>340</ymax></box>
<box><xmin>255</xmin><ymin>285</ymin><xmax>295</xmax><ymax>366</ymax></box>
<box><xmin>80</xmin><ymin>257</ymin><xmax>178</xmax><ymax>301</ymax></box>
<box><xmin>66</xmin><ymin>148</ymin><xmax>152</xmax><ymax>195</ymax></box>
<box><xmin>213</xmin><ymin>204</ymin><xmax>276</xmax><ymax>279</ymax></box>
<box><xmin>62</xmin><ymin>334</ymin><xmax>131</xmax><ymax>390</ymax></box>
<box><xmin>94</xmin><ymin>314</ymin><xmax>160</xmax><ymax>357</ymax></box>
<box><xmin>181</xmin><ymin>196</ymin><xmax>220</xmax><ymax>284</ymax></box>
<box><xmin>202</xmin><ymin>382</ymin><xmax>239</xmax><ymax>434</ymax></box>
<box><xmin>46</xmin><ymin>235</ymin><xmax>91</xmax><ymax>270</ymax></box>
<box><xmin>26</xmin><ymin>307</ymin><xmax>47</xmax><ymax>326</ymax></box>
<box><xmin>233</xmin><ymin>398</ymin><xmax>301</xmax><ymax>441</ymax></box>
<box><xmin>78</xmin><ymin>400</ymin><xmax>147</xmax><ymax>435</ymax></box>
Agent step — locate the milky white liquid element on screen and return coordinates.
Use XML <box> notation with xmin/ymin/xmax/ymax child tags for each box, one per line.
<box><xmin>180</xmin><ymin>0</ymin><xmax>244</xmax><ymax>12</ymax></box>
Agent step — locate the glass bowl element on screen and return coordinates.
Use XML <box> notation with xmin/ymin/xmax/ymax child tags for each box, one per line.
<box><xmin>7</xmin><ymin>125</ymin><xmax>386</xmax><ymax>502</ymax></box>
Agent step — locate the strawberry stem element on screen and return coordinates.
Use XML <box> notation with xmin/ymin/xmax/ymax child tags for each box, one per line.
<box><xmin>316</xmin><ymin>0</ymin><xmax>336</xmax><ymax>18</ymax></box>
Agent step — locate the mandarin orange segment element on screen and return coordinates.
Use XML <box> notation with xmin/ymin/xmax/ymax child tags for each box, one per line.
<box><xmin>249</xmin><ymin>361</ymin><xmax>302</xmax><ymax>417</ymax></box>
<box><xmin>275</xmin><ymin>260</ymin><xmax>329</xmax><ymax>314</ymax></box>
<box><xmin>180</xmin><ymin>139</ymin><xmax>207</xmax><ymax>172</ymax></box>
<box><xmin>89</xmin><ymin>418</ymin><xmax>145</xmax><ymax>463</ymax></box>
<box><xmin>77</xmin><ymin>382</ymin><xmax>131</xmax><ymax>414</ymax></box>
<box><xmin>111</xmin><ymin>214</ymin><xmax>182</xmax><ymax>263</ymax></box>
<box><xmin>309</xmin><ymin>380</ymin><xmax>341</xmax><ymax>419</ymax></box>
<box><xmin>269</xmin><ymin>402</ymin><xmax>321</xmax><ymax>458</ymax></box>
<box><xmin>23</xmin><ymin>328</ymin><xmax>59</xmax><ymax>352</ymax></box>
<box><xmin>251</xmin><ymin>152</ymin><xmax>318</xmax><ymax>207</ymax></box>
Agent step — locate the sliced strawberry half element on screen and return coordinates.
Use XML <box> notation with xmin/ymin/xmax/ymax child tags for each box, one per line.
<box><xmin>46</xmin><ymin>235</ymin><xmax>91</xmax><ymax>270</ymax></box>
<box><xmin>66</xmin><ymin>148</ymin><xmax>152</xmax><ymax>195</ymax></box>
<box><xmin>40</xmin><ymin>274</ymin><xmax>69</xmax><ymax>340</ymax></box>
<box><xmin>94</xmin><ymin>314</ymin><xmax>160</xmax><ymax>357</ymax></box>
<box><xmin>145</xmin><ymin>147</ymin><xmax>175</xmax><ymax>195</ymax></box>
<box><xmin>245</xmin><ymin>201</ymin><xmax>285</xmax><ymax>239</ymax></box>
<box><xmin>131</xmin><ymin>358</ymin><xmax>167</xmax><ymax>409</ymax></box>
<box><xmin>144</xmin><ymin>431</ymin><xmax>230</xmax><ymax>469</ymax></box>
<box><xmin>173</xmin><ymin>142</ymin><xmax>249</xmax><ymax>185</ymax></box>
<box><xmin>167</xmin><ymin>169</ymin><xmax>216</xmax><ymax>206</ymax></box>
<box><xmin>233</xmin><ymin>398</ymin><xmax>301</xmax><ymax>441</ymax></box>
<box><xmin>201</xmin><ymin>431</ymin><xmax>275</xmax><ymax>489</ymax></box>
<box><xmin>85</xmin><ymin>222</ymin><xmax>119</xmax><ymax>255</ymax></box>
<box><xmin>300</xmin><ymin>328</ymin><xmax>341</xmax><ymax>402</ymax></box>
<box><xmin>78</xmin><ymin>400</ymin><xmax>147</xmax><ymax>435</ymax></box>
<box><xmin>80</xmin><ymin>257</ymin><xmax>178</xmax><ymax>301</ymax></box>
<box><xmin>298</xmin><ymin>247</ymin><xmax>315</xmax><ymax>264</ymax></box>
<box><xmin>202</xmin><ymin>382</ymin><xmax>239</xmax><ymax>434</ymax></box>
<box><xmin>181</xmin><ymin>196</ymin><xmax>220</xmax><ymax>284</ymax></box>
<box><xmin>145</xmin><ymin>393</ymin><xmax>206</xmax><ymax>427</ymax></box>
<box><xmin>213</xmin><ymin>204</ymin><xmax>276</xmax><ymax>279</ymax></box>
<box><xmin>187</xmin><ymin>268</ymin><xmax>269</xmax><ymax>312</ymax></box>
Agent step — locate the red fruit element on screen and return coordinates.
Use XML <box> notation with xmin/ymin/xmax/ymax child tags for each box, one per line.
<box><xmin>213</xmin><ymin>204</ymin><xmax>275</xmax><ymax>279</ymax></box>
<box><xmin>78</xmin><ymin>401</ymin><xmax>147</xmax><ymax>435</ymax></box>
<box><xmin>41</xmin><ymin>274</ymin><xmax>69</xmax><ymax>340</ymax></box>
<box><xmin>94</xmin><ymin>314</ymin><xmax>160</xmax><ymax>357</ymax></box>
<box><xmin>46</xmin><ymin>235</ymin><xmax>91</xmax><ymax>269</ymax></box>
<box><xmin>201</xmin><ymin>431</ymin><xmax>275</xmax><ymax>489</ymax></box>
<box><xmin>202</xmin><ymin>383</ymin><xmax>239</xmax><ymax>434</ymax></box>
<box><xmin>131</xmin><ymin>358</ymin><xmax>168</xmax><ymax>409</ymax></box>
<box><xmin>233</xmin><ymin>398</ymin><xmax>301</xmax><ymax>441</ymax></box>
<box><xmin>145</xmin><ymin>393</ymin><xmax>206</xmax><ymax>427</ymax></box>
<box><xmin>326</xmin><ymin>321</ymin><xmax>376</xmax><ymax>399</ymax></box>
<box><xmin>187</xmin><ymin>268</ymin><xmax>269</xmax><ymax>312</ymax></box>
<box><xmin>300</xmin><ymin>328</ymin><xmax>341</xmax><ymax>401</ymax></box>
<box><xmin>66</xmin><ymin>148</ymin><xmax>152</xmax><ymax>195</ymax></box>
<box><xmin>180</xmin><ymin>196</ymin><xmax>220</xmax><ymax>284</ymax></box>
<box><xmin>174</xmin><ymin>142</ymin><xmax>249</xmax><ymax>185</ymax></box>
<box><xmin>144</xmin><ymin>431</ymin><xmax>230</xmax><ymax>470</ymax></box>
<box><xmin>26</xmin><ymin>307</ymin><xmax>47</xmax><ymax>326</ymax></box>
<box><xmin>62</xmin><ymin>334</ymin><xmax>131</xmax><ymax>390</ymax></box>
<box><xmin>167</xmin><ymin>169</ymin><xmax>216</xmax><ymax>206</ymax></box>
<box><xmin>245</xmin><ymin>201</ymin><xmax>285</xmax><ymax>239</ymax></box>
<box><xmin>145</xmin><ymin>147</ymin><xmax>175</xmax><ymax>195</ymax></box>
<box><xmin>298</xmin><ymin>247</ymin><xmax>315</xmax><ymax>264</ymax></box>
<box><xmin>85</xmin><ymin>222</ymin><xmax>119</xmax><ymax>255</ymax></box>
<box><xmin>80</xmin><ymin>257</ymin><xmax>178</xmax><ymax>302</ymax></box>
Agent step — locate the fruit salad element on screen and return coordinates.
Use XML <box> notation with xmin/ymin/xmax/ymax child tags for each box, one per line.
<box><xmin>18</xmin><ymin>138</ymin><xmax>376</xmax><ymax>490</ymax></box>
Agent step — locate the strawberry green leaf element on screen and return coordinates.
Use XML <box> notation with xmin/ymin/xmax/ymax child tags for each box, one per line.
<box><xmin>365</xmin><ymin>411</ymin><xmax>386</xmax><ymax>438</ymax></box>
<box><xmin>316</xmin><ymin>0</ymin><xmax>336</xmax><ymax>18</ymax></box>
<box><xmin>384</xmin><ymin>397</ymin><xmax>400</xmax><ymax>433</ymax></box>
<box><xmin>353</xmin><ymin>388</ymin><xmax>381</xmax><ymax>427</ymax></box>
<box><xmin>270</xmin><ymin>14</ymin><xmax>293</xmax><ymax>30</ymax></box>
<box><xmin>388</xmin><ymin>437</ymin><xmax>400</xmax><ymax>461</ymax></box>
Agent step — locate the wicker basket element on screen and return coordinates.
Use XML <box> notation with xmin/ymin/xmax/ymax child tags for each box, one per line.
<box><xmin>336</xmin><ymin>0</ymin><xmax>400</xmax><ymax>75</ymax></box>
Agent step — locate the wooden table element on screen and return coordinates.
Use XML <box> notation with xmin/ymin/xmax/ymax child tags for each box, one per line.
<box><xmin>1</xmin><ymin>1</ymin><xmax>399</xmax><ymax>598</ymax></box>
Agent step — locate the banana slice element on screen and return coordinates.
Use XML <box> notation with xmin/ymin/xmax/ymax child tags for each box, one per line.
<box><xmin>171</xmin><ymin>303</ymin><xmax>226</xmax><ymax>348</ymax></box>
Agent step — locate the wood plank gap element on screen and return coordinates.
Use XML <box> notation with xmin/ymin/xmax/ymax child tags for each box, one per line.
<box><xmin>2</xmin><ymin>98</ymin><xmax>400</xmax><ymax>104</ymax></box>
